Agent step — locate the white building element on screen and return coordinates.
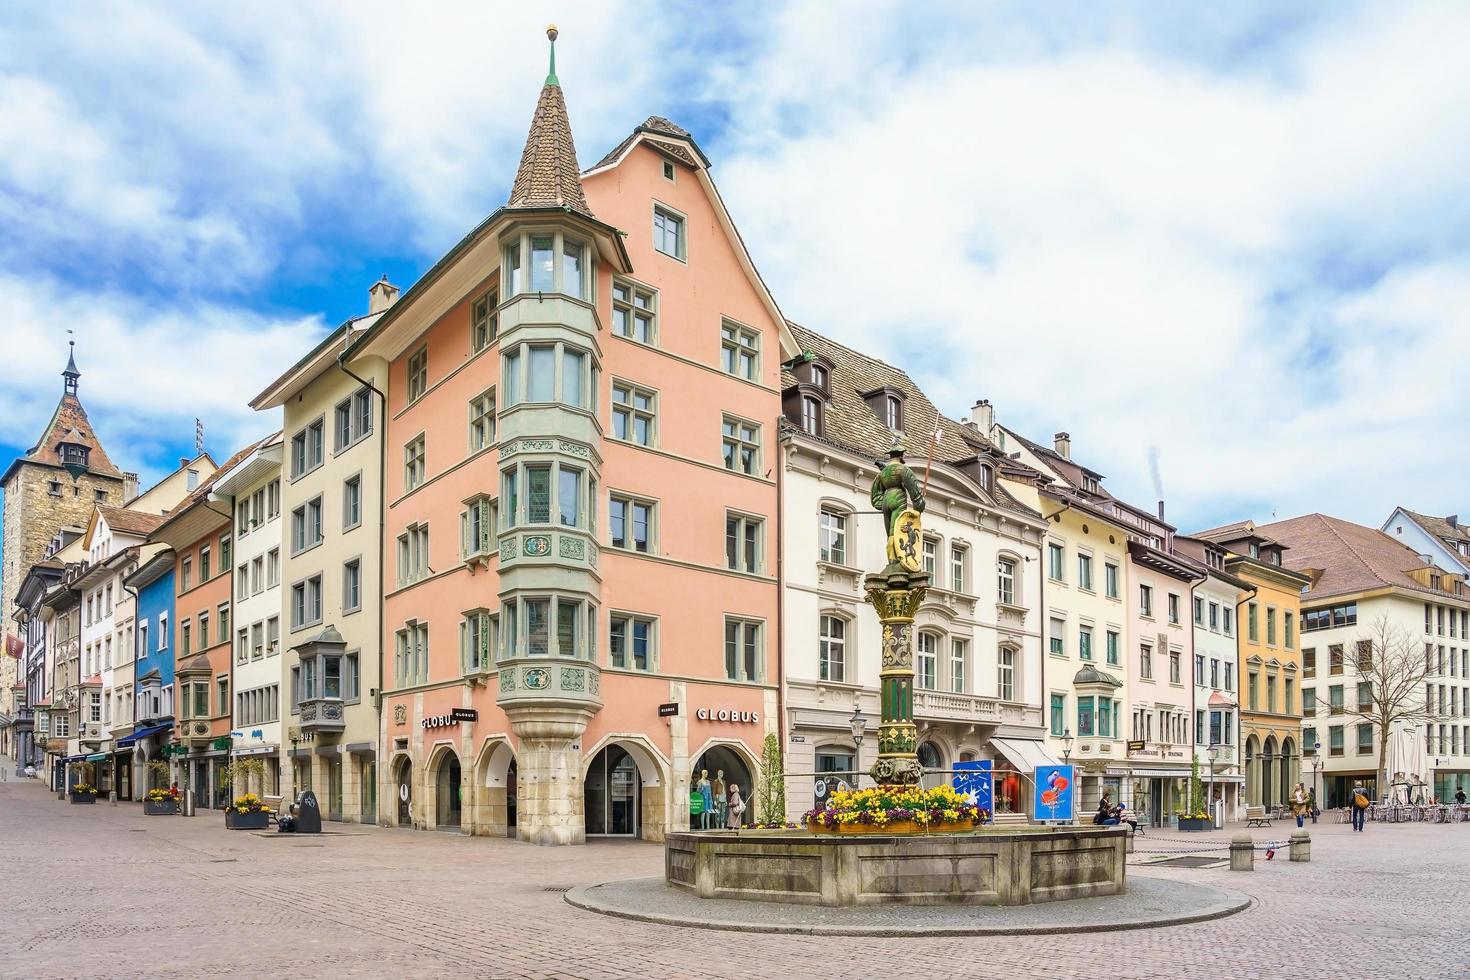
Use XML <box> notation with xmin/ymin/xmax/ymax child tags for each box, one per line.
<box><xmin>779</xmin><ymin>327</ymin><xmax>1049</xmax><ymax>822</ymax></box>
<box><xmin>1382</xmin><ymin>509</ymin><xmax>1470</xmax><ymax>576</ymax></box>
<box><xmin>210</xmin><ymin>435</ymin><xmax>285</xmax><ymax>795</ymax></box>
<box><xmin>1262</xmin><ymin>513</ymin><xmax>1470</xmax><ymax>806</ymax></box>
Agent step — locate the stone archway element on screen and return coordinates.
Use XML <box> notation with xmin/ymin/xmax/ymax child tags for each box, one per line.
<box><xmin>472</xmin><ymin>739</ymin><xmax>518</xmax><ymax>837</ymax></box>
<box><xmin>1280</xmin><ymin>737</ymin><xmax>1297</xmax><ymax>804</ymax></box>
<box><xmin>690</xmin><ymin>738</ymin><xmax>761</xmax><ymax>830</ymax></box>
<box><xmin>583</xmin><ymin>735</ymin><xmax>669</xmax><ymax>842</ymax></box>
<box><xmin>1262</xmin><ymin>735</ymin><xmax>1279</xmax><ymax>810</ymax></box>
<box><xmin>393</xmin><ymin>755</ymin><xmax>413</xmax><ymax>827</ymax></box>
<box><xmin>1244</xmin><ymin>734</ymin><xmax>1260</xmax><ymax>807</ymax></box>
<box><xmin>424</xmin><ymin>744</ymin><xmax>462</xmax><ymax>832</ymax></box>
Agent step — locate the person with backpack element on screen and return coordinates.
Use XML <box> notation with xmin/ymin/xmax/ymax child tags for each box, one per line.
<box><xmin>1291</xmin><ymin>782</ymin><xmax>1310</xmax><ymax>828</ymax></box>
<box><xmin>1350</xmin><ymin>781</ymin><xmax>1370</xmax><ymax>832</ymax></box>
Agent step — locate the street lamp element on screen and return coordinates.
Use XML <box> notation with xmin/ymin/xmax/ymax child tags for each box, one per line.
<box><xmin>1061</xmin><ymin>728</ymin><xmax>1074</xmax><ymax>765</ymax></box>
<box><xmin>1206</xmin><ymin>743</ymin><xmax>1219</xmax><ymax>827</ymax></box>
<box><xmin>848</xmin><ymin>704</ymin><xmax>868</xmax><ymax>791</ymax></box>
<box><xmin>1311</xmin><ymin>745</ymin><xmax>1323</xmax><ymax>822</ymax></box>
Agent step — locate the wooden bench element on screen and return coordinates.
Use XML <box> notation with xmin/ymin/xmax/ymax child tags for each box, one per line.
<box><xmin>1245</xmin><ymin>805</ymin><xmax>1272</xmax><ymax>828</ymax></box>
<box><xmin>263</xmin><ymin>794</ymin><xmax>284</xmax><ymax>827</ymax></box>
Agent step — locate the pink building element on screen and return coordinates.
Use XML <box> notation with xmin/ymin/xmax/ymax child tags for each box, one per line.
<box><xmin>352</xmin><ymin>34</ymin><xmax>796</xmax><ymax>844</ymax></box>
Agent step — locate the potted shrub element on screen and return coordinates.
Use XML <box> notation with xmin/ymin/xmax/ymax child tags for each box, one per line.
<box><xmin>69</xmin><ymin>783</ymin><xmax>99</xmax><ymax>804</ymax></box>
<box><xmin>143</xmin><ymin>786</ymin><xmax>180</xmax><ymax>815</ymax></box>
<box><xmin>1175</xmin><ymin>756</ymin><xmax>1213</xmax><ymax>832</ymax></box>
<box><xmin>225</xmin><ymin>793</ymin><xmax>273</xmax><ymax>830</ymax></box>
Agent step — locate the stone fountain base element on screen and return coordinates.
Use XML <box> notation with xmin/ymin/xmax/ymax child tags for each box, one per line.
<box><xmin>664</xmin><ymin>825</ymin><xmax>1126</xmax><ymax>907</ymax></box>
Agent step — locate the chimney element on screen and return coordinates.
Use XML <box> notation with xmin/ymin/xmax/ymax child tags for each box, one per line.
<box><xmin>179</xmin><ymin>457</ymin><xmax>189</xmax><ymax>469</ymax></box>
<box><xmin>368</xmin><ymin>276</ymin><xmax>401</xmax><ymax>314</ymax></box>
<box><xmin>122</xmin><ymin>472</ymin><xmax>139</xmax><ymax>503</ymax></box>
<box><xmin>1157</xmin><ymin>500</ymin><xmax>1165</xmax><ymax>521</ymax></box>
<box><xmin>1053</xmin><ymin>432</ymin><xmax>1071</xmax><ymax>459</ymax></box>
<box><xmin>1449</xmin><ymin>514</ymin><xmax>1459</xmax><ymax>529</ymax></box>
<box><xmin>970</xmin><ymin>399</ymin><xmax>994</xmax><ymax>434</ymax></box>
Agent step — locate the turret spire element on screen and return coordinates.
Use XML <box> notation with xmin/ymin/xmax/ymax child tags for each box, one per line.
<box><xmin>546</xmin><ymin>24</ymin><xmax>559</xmax><ymax>86</ymax></box>
<box><xmin>62</xmin><ymin>338</ymin><xmax>79</xmax><ymax>396</ymax></box>
<box><xmin>506</xmin><ymin>25</ymin><xmax>593</xmax><ymax>218</ymax></box>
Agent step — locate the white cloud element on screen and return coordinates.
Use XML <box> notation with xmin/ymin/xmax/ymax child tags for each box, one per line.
<box><xmin>0</xmin><ymin>274</ymin><xmax>324</xmax><ymax>485</ymax></box>
<box><xmin>711</xmin><ymin>1</ymin><xmax>1470</xmax><ymax>529</ymax></box>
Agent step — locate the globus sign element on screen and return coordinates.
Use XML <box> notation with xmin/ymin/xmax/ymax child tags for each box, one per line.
<box><xmin>694</xmin><ymin>707</ymin><xmax>759</xmax><ymax>723</ymax></box>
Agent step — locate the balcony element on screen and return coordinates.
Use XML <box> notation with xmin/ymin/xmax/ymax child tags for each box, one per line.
<box><xmin>298</xmin><ymin>697</ymin><xmax>346</xmax><ymax>735</ymax></box>
<box><xmin>496</xmin><ymin>657</ymin><xmax>602</xmax><ymax>714</ymax></box>
<box><xmin>913</xmin><ymin>690</ymin><xmax>1041</xmax><ymax>728</ymax></box>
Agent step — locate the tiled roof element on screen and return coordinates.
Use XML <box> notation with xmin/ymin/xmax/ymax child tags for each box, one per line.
<box><xmin>783</xmin><ymin>322</ymin><xmax>1036</xmax><ymax>518</ymax></box>
<box><xmin>507</xmin><ymin>81</ymin><xmax>593</xmax><ymax>217</ymax></box>
<box><xmin>153</xmin><ymin>436</ymin><xmax>273</xmax><ymax>534</ymax></box>
<box><xmin>590</xmin><ymin>115</ymin><xmax>702</xmax><ymax>172</ymax></box>
<box><xmin>1257</xmin><ymin>513</ymin><xmax>1463</xmax><ymax>602</ymax></box>
<box><xmin>10</xmin><ymin>393</ymin><xmax>122</xmax><ymax>479</ymax></box>
<box><xmin>96</xmin><ymin>505</ymin><xmax>166</xmax><ymax>537</ymax></box>
<box><xmin>1399</xmin><ymin>510</ymin><xmax>1470</xmax><ymax>572</ymax></box>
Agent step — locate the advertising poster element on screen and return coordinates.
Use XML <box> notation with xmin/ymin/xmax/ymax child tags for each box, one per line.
<box><xmin>952</xmin><ymin>760</ymin><xmax>993</xmax><ymax>818</ymax></box>
<box><xmin>1033</xmin><ymin>764</ymin><xmax>1075</xmax><ymax>823</ymax></box>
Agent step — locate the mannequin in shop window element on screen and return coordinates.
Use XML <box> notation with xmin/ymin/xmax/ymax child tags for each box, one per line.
<box><xmin>696</xmin><ymin>770</ymin><xmax>714</xmax><ymax>829</ymax></box>
<box><xmin>712</xmin><ymin>769</ymin><xmax>727</xmax><ymax>828</ymax></box>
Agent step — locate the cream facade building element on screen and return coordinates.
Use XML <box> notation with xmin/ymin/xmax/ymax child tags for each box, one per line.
<box><xmin>211</xmin><ymin>436</ymin><xmax>285</xmax><ymax>794</ymax></box>
<box><xmin>251</xmin><ymin>292</ymin><xmax>389</xmax><ymax>824</ymax></box>
<box><xmin>780</xmin><ymin>332</ymin><xmax>1048</xmax><ymax>822</ymax></box>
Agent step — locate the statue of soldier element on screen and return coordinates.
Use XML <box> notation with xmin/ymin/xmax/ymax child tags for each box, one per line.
<box><xmin>870</xmin><ymin>444</ymin><xmax>926</xmax><ymax>572</ymax></box>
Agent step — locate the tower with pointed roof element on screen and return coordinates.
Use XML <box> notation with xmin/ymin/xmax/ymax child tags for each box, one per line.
<box><xmin>2</xmin><ymin>344</ymin><xmax>135</xmax><ymax>670</ymax></box>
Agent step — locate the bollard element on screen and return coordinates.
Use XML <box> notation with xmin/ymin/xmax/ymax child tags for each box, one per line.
<box><xmin>1289</xmin><ymin>830</ymin><xmax>1311</xmax><ymax>862</ymax></box>
<box><xmin>1230</xmin><ymin>833</ymin><xmax>1254</xmax><ymax>871</ymax></box>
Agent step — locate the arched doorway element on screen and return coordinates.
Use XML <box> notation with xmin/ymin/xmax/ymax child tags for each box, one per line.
<box><xmin>395</xmin><ymin>757</ymin><xmax>413</xmax><ymax>826</ymax></box>
<box><xmin>1244</xmin><ymin>734</ymin><xmax>1259</xmax><ymax>806</ymax></box>
<box><xmin>435</xmin><ymin>752</ymin><xmax>462</xmax><ymax>830</ymax></box>
<box><xmin>476</xmin><ymin>740</ymin><xmax>518</xmax><ymax>837</ymax></box>
<box><xmin>1280</xmin><ymin>737</ymin><xmax>1297</xmax><ymax>803</ymax></box>
<box><xmin>918</xmin><ymin>741</ymin><xmax>945</xmax><ymax>789</ymax></box>
<box><xmin>1262</xmin><ymin>736</ymin><xmax>1278</xmax><ymax>809</ymax></box>
<box><xmin>691</xmin><ymin>743</ymin><xmax>756</xmax><ymax>830</ymax></box>
<box><xmin>586</xmin><ymin>744</ymin><xmax>641</xmax><ymax>837</ymax></box>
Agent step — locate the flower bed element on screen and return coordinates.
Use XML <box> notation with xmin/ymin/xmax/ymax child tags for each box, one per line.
<box><xmin>804</xmin><ymin>785</ymin><xmax>985</xmax><ymax>834</ymax></box>
<box><xmin>69</xmin><ymin>783</ymin><xmax>98</xmax><ymax>804</ymax></box>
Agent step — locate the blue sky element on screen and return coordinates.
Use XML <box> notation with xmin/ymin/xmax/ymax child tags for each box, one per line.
<box><xmin>2</xmin><ymin>1</ymin><xmax>1468</xmax><ymax>534</ymax></box>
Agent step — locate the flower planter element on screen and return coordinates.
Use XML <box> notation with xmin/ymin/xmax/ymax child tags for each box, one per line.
<box><xmin>69</xmin><ymin>792</ymin><xmax>97</xmax><ymax>805</ymax></box>
<box><xmin>808</xmin><ymin>818</ymin><xmax>976</xmax><ymax>835</ymax></box>
<box><xmin>225</xmin><ymin>810</ymin><xmax>269</xmax><ymax>830</ymax></box>
<box><xmin>1176</xmin><ymin>817</ymin><xmax>1212</xmax><ymax>832</ymax></box>
<box><xmin>144</xmin><ymin>800</ymin><xmax>178</xmax><ymax>816</ymax></box>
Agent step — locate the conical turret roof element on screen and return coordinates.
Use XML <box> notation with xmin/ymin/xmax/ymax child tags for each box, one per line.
<box><xmin>506</xmin><ymin>46</ymin><xmax>593</xmax><ymax>218</ymax></box>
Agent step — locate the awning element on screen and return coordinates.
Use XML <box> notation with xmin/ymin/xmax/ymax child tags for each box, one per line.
<box><xmin>1205</xmin><ymin>774</ymin><xmax>1246</xmax><ymax>783</ymax></box>
<box><xmin>115</xmin><ymin>723</ymin><xmax>172</xmax><ymax>748</ymax></box>
<box><xmin>1126</xmin><ymin>768</ymin><xmax>1193</xmax><ymax>779</ymax></box>
<box><xmin>990</xmin><ymin>737</ymin><xmax>1062</xmax><ymax>773</ymax></box>
<box><xmin>0</xmin><ymin>713</ymin><xmax>13</xmax><ymax>728</ymax></box>
<box><xmin>63</xmin><ymin>754</ymin><xmax>87</xmax><ymax>763</ymax></box>
<box><xmin>85</xmin><ymin>753</ymin><xmax>109</xmax><ymax>762</ymax></box>
<box><xmin>233</xmin><ymin>744</ymin><xmax>278</xmax><ymax>757</ymax></box>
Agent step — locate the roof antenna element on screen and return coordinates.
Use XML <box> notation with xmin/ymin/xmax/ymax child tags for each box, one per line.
<box><xmin>195</xmin><ymin>418</ymin><xmax>205</xmax><ymax>456</ymax></box>
<box><xmin>545</xmin><ymin>24</ymin><xmax>559</xmax><ymax>86</ymax></box>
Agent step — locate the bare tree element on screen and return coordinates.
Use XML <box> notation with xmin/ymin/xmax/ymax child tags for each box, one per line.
<box><xmin>1338</xmin><ymin>616</ymin><xmax>1431</xmax><ymax>798</ymax></box>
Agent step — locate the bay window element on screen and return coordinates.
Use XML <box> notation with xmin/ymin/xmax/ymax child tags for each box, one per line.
<box><xmin>503</xmin><ymin>229</ymin><xmax>590</xmax><ymax>299</ymax></box>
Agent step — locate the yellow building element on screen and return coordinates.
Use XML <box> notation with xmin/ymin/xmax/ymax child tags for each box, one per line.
<box><xmin>1196</xmin><ymin>521</ymin><xmax>1310</xmax><ymax>810</ymax></box>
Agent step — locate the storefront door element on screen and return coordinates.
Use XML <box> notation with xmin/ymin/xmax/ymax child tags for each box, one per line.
<box><xmin>586</xmin><ymin>745</ymin><xmax>640</xmax><ymax>837</ymax></box>
<box><xmin>396</xmin><ymin>759</ymin><xmax>412</xmax><ymax>825</ymax></box>
<box><xmin>361</xmin><ymin>759</ymin><xmax>377</xmax><ymax>825</ymax></box>
<box><xmin>435</xmin><ymin>755</ymin><xmax>461</xmax><ymax>829</ymax></box>
<box><xmin>327</xmin><ymin>756</ymin><xmax>344</xmax><ymax>821</ymax></box>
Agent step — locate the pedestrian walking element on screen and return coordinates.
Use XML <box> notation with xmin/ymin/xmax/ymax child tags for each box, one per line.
<box><xmin>1350</xmin><ymin>781</ymin><xmax>1370</xmax><ymax>832</ymax></box>
<box><xmin>1291</xmin><ymin>782</ymin><xmax>1309</xmax><ymax>828</ymax></box>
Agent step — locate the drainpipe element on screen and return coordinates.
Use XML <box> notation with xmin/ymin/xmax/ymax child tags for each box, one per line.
<box><xmin>775</xmin><ymin>439</ymin><xmax>787</xmax><ymax>770</ymax></box>
<box><xmin>336</xmin><ymin>349</ymin><xmax>388</xmax><ymax>824</ymax></box>
<box><xmin>1233</xmin><ymin>582</ymin><xmax>1259</xmax><ymax>810</ymax></box>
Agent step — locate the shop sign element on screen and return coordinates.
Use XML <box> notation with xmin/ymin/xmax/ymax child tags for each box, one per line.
<box><xmin>421</xmin><ymin>713</ymin><xmax>462</xmax><ymax>730</ymax></box>
<box><xmin>694</xmin><ymin>708</ymin><xmax>759</xmax><ymax>723</ymax></box>
<box><xmin>1127</xmin><ymin>740</ymin><xmax>1146</xmax><ymax>753</ymax></box>
<box><xmin>450</xmin><ymin>708</ymin><xmax>479</xmax><ymax>723</ymax></box>
<box><xmin>789</xmin><ymin>735</ymin><xmax>806</xmax><ymax>743</ymax></box>
<box><xmin>657</xmin><ymin>703</ymin><xmax>680</xmax><ymax>718</ymax></box>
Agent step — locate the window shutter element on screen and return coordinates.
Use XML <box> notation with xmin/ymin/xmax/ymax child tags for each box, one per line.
<box><xmin>460</xmin><ymin>511</ymin><xmax>470</xmax><ymax>559</ymax></box>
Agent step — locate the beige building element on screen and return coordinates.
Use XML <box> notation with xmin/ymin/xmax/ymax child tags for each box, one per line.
<box><xmin>251</xmin><ymin>289</ymin><xmax>390</xmax><ymax>823</ymax></box>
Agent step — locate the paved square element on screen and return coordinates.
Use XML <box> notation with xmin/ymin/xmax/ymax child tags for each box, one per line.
<box><xmin>3</xmin><ymin>777</ymin><xmax>1466</xmax><ymax>979</ymax></box>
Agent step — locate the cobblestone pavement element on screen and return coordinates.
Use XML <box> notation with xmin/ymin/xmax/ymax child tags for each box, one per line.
<box><xmin>3</xmin><ymin>775</ymin><xmax>1467</xmax><ymax>980</ymax></box>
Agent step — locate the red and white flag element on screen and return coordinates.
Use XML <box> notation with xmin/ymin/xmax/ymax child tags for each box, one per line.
<box><xmin>4</xmin><ymin>633</ymin><xmax>23</xmax><ymax>659</ymax></box>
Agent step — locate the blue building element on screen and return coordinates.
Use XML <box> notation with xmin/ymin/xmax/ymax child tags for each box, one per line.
<box><xmin>120</xmin><ymin>551</ymin><xmax>176</xmax><ymax>791</ymax></box>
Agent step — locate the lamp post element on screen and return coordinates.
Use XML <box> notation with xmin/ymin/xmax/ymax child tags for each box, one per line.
<box><xmin>1061</xmin><ymin>728</ymin><xmax>1074</xmax><ymax>765</ymax></box>
<box><xmin>1206</xmin><ymin>743</ymin><xmax>1219</xmax><ymax>828</ymax></box>
<box><xmin>1311</xmin><ymin>746</ymin><xmax>1323</xmax><ymax>823</ymax></box>
<box><xmin>848</xmin><ymin>704</ymin><xmax>868</xmax><ymax>792</ymax></box>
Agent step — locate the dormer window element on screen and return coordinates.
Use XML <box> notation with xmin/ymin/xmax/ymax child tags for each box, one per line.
<box><xmin>59</xmin><ymin>444</ymin><xmax>89</xmax><ymax>467</ymax></box>
<box><xmin>885</xmin><ymin>396</ymin><xmax>902</xmax><ymax>431</ymax></box>
<box><xmin>800</xmin><ymin>396</ymin><xmax>822</xmax><ymax>436</ymax></box>
<box><xmin>811</xmin><ymin>364</ymin><xmax>828</xmax><ymax>390</ymax></box>
<box><xmin>1081</xmin><ymin>475</ymin><xmax>1099</xmax><ymax>493</ymax></box>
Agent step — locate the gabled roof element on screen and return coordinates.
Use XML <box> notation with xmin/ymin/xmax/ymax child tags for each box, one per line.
<box><xmin>782</xmin><ymin>322</ymin><xmax>1036</xmax><ymax>519</ymax></box>
<box><xmin>3</xmin><ymin>393</ymin><xmax>123</xmax><ymax>483</ymax></box>
<box><xmin>507</xmin><ymin>79</ymin><xmax>593</xmax><ymax>218</ymax></box>
<box><xmin>1391</xmin><ymin>509</ymin><xmax>1470</xmax><ymax>573</ymax></box>
<box><xmin>587</xmin><ymin>115</ymin><xmax>708</xmax><ymax>173</ymax></box>
<box><xmin>1259</xmin><ymin>513</ymin><xmax>1469</xmax><ymax>604</ymax></box>
<box><xmin>95</xmin><ymin>505</ymin><xmax>167</xmax><ymax>538</ymax></box>
<box><xmin>150</xmin><ymin>436</ymin><xmax>273</xmax><ymax>546</ymax></box>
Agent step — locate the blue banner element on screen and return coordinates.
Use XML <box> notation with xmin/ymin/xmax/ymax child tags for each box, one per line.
<box><xmin>1034</xmin><ymin>764</ymin><xmax>1075</xmax><ymax>823</ymax></box>
<box><xmin>952</xmin><ymin>760</ymin><xmax>993</xmax><ymax>818</ymax></box>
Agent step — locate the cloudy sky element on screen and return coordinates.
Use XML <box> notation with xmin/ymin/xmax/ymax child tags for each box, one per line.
<box><xmin>2</xmin><ymin>1</ymin><xmax>1467</xmax><ymax>533</ymax></box>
